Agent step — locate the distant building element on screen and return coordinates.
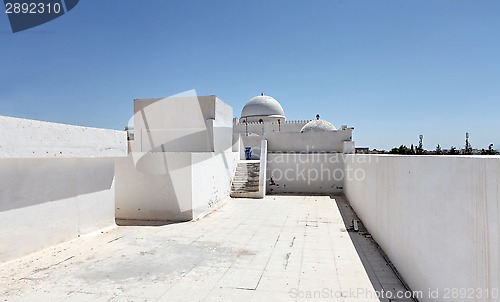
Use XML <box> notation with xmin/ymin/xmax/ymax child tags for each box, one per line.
<box><xmin>355</xmin><ymin>147</ymin><xmax>369</xmax><ymax>154</ymax></box>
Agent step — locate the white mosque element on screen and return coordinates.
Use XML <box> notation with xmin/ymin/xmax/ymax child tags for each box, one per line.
<box><xmin>233</xmin><ymin>93</ymin><xmax>354</xmax><ymax>156</ymax></box>
<box><xmin>237</xmin><ymin>93</ymin><xmax>340</xmax><ymax>133</ymax></box>
<box><xmin>230</xmin><ymin>94</ymin><xmax>354</xmax><ymax>197</ymax></box>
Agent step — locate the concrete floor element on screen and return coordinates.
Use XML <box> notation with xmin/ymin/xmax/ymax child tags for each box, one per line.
<box><xmin>0</xmin><ymin>196</ymin><xmax>413</xmax><ymax>302</ymax></box>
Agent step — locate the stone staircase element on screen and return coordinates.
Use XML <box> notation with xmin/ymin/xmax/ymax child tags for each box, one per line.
<box><xmin>230</xmin><ymin>161</ymin><xmax>260</xmax><ymax>198</ymax></box>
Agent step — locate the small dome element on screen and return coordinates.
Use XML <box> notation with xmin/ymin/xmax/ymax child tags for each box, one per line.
<box><xmin>300</xmin><ymin>116</ymin><xmax>337</xmax><ymax>133</ymax></box>
<box><xmin>240</xmin><ymin>95</ymin><xmax>285</xmax><ymax>122</ymax></box>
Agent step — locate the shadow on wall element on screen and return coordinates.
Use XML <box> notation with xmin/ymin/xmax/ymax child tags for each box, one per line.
<box><xmin>116</xmin><ymin>143</ymin><xmax>237</xmax><ymax>224</ymax></box>
<box><xmin>116</xmin><ymin>153</ymin><xmax>191</xmax><ymax>222</ymax></box>
<box><xmin>0</xmin><ymin>158</ymin><xmax>114</xmax><ymax>213</ymax></box>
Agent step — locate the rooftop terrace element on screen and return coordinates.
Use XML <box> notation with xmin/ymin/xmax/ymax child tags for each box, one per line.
<box><xmin>0</xmin><ymin>196</ymin><xmax>411</xmax><ymax>302</ymax></box>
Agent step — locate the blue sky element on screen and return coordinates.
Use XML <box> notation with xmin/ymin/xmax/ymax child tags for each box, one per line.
<box><xmin>1</xmin><ymin>0</ymin><xmax>499</xmax><ymax>150</ymax></box>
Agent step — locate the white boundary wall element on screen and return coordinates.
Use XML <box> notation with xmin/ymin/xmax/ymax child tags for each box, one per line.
<box><xmin>267</xmin><ymin>153</ymin><xmax>345</xmax><ymax>194</ymax></box>
<box><xmin>0</xmin><ymin>116</ymin><xmax>125</xmax><ymax>159</ymax></box>
<box><xmin>115</xmin><ymin>149</ymin><xmax>238</xmax><ymax>222</ymax></box>
<box><xmin>344</xmin><ymin>155</ymin><xmax>500</xmax><ymax>302</ymax></box>
<box><xmin>0</xmin><ymin>116</ymin><xmax>127</xmax><ymax>263</ymax></box>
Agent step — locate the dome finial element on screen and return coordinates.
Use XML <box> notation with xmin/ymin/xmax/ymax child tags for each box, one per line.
<box><xmin>316</xmin><ymin>114</ymin><xmax>320</xmax><ymax>120</ymax></box>
<box><xmin>261</xmin><ymin>92</ymin><xmax>264</xmax><ymax>96</ymax></box>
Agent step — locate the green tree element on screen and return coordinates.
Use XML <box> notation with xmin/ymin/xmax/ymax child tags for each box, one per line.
<box><xmin>389</xmin><ymin>145</ymin><xmax>414</xmax><ymax>155</ymax></box>
<box><xmin>487</xmin><ymin>144</ymin><xmax>496</xmax><ymax>155</ymax></box>
<box><xmin>449</xmin><ymin>146</ymin><xmax>459</xmax><ymax>155</ymax></box>
<box><xmin>436</xmin><ymin>144</ymin><xmax>442</xmax><ymax>155</ymax></box>
<box><xmin>480</xmin><ymin>145</ymin><xmax>495</xmax><ymax>155</ymax></box>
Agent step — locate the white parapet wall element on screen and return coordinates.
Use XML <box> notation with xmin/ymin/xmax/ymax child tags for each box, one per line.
<box><xmin>115</xmin><ymin>152</ymin><xmax>194</xmax><ymax>221</ymax></box>
<box><xmin>115</xmin><ymin>149</ymin><xmax>238</xmax><ymax>222</ymax></box>
<box><xmin>344</xmin><ymin>155</ymin><xmax>500</xmax><ymax>302</ymax></box>
<box><xmin>0</xmin><ymin>116</ymin><xmax>127</xmax><ymax>263</ymax></box>
<box><xmin>0</xmin><ymin>116</ymin><xmax>126</xmax><ymax>158</ymax></box>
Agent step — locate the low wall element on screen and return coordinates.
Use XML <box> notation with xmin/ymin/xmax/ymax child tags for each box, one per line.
<box><xmin>344</xmin><ymin>155</ymin><xmax>500</xmax><ymax>302</ymax></box>
<box><xmin>267</xmin><ymin>152</ymin><xmax>345</xmax><ymax>194</ymax></box>
<box><xmin>115</xmin><ymin>149</ymin><xmax>238</xmax><ymax>222</ymax></box>
<box><xmin>0</xmin><ymin>116</ymin><xmax>127</xmax><ymax>263</ymax></box>
<box><xmin>191</xmin><ymin>151</ymin><xmax>239</xmax><ymax>217</ymax></box>
<box><xmin>115</xmin><ymin>153</ymin><xmax>194</xmax><ymax>221</ymax></box>
<box><xmin>0</xmin><ymin>116</ymin><xmax>125</xmax><ymax>158</ymax></box>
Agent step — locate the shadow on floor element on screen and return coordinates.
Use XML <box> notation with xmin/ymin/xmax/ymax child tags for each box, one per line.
<box><xmin>115</xmin><ymin>219</ymin><xmax>185</xmax><ymax>227</ymax></box>
<box><xmin>331</xmin><ymin>194</ymin><xmax>419</xmax><ymax>302</ymax></box>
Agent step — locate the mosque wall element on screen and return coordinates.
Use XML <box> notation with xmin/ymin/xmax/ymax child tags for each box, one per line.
<box><xmin>266</xmin><ymin>130</ymin><xmax>353</xmax><ymax>153</ymax></box>
<box><xmin>233</xmin><ymin>120</ymin><xmax>309</xmax><ymax>136</ymax></box>
<box><xmin>344</xmin><ymin>155</ymin><xmax>500</xmax><ymax>302</ymax></box>
<box><xmin>0</xmin><ymin>116</ymin><xmax>127</xmax><ymax>263</ymax></box>
<box><xmin>237</xmin><ymin>129</ymin><xmax>353</xmax><ymax>155</ymax></box>
<box><xmin>240</xmin><ymin>136</ymin><xmax>263</xmax><ymax>159</ymax></box>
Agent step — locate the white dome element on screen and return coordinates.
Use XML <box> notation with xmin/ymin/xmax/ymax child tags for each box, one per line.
<box><xmin>240</xmin><ymin>95</ymin><xmax>285</xmax><ymax>121</ymax></box>
<box><xmin>300</xmin><ymin>119</ymin><xmax>337</xmax><ymax>133</ymax></box>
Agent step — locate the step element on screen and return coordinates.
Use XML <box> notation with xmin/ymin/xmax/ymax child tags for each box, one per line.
<box><xmin>234</xmin><ymin>175</ymin><xmax>259</xmax><ymax>179</ymax></box>
<box><xmin>233</xmin><ymin>178</ymin><xmax>258</xmax><ymax>182</ymax></box>
<box><xmin>238</xmin><ymin>173</ymin><xmax>258</xmax><ymax>176</ymax></box>
<box><xmin>232</xmin><ymin>181</ymin><xmax>259</xmax><ymax>186</ymax></box>
<box><xmin>232</xmin><ymin>182</ymin><xmax>259</xmax><ymax>186</ymax></box>
<box><xmin>238</xmin><ymin>166</ymin><xmax>260</xmax><ymax>170</ymax></box>
<box><xmin>232</xmin><ymin>185</ymin><xmax>259</xmax><ymax>189</ymax></box>
<box><xmin>231</xmin><ymin>186</ymin><xmax>259</xmax><ymax>192</ymax></box>
<box><xmin>232</xmin><ymin>181</ymin><xmax>259</xmax><ymax>185</ymax></box>
<box><xmin>232</xmin><ymin>185</ymin><xmax>259</xmax><ymax>190</ymax></box>
<box><xmin>232</xmin><ymin>161</ymin><xmax>262</xmax><ymax>197</ymax></box>
<box><xmin>231</xmin><ymin>188</ymin><xmax>260</xmax><ymax>194</ymax></box>
<box><xmin>235</xmin><ymin>168</ymin><xmax>259</xmax><ymax>172</ymax></box>
<box><xmin>233</xmin><ymin>176</ymin><xmax>259</xmax><ymax>180</ymax></box>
